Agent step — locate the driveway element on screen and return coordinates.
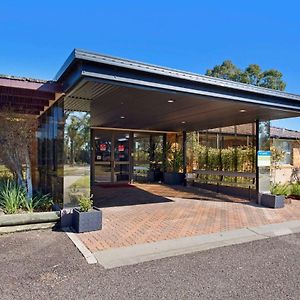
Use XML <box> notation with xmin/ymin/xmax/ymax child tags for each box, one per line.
<box><xmin>0</xmin><ymin>229</ymin><xmax>299</xmax><ymax>299</ymax></box>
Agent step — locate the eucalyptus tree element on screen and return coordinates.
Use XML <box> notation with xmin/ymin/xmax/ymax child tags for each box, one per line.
<box><xmin>206</xmin><ymin>61</ymin><xmax>286</xmax><ymax>91</ymax></box>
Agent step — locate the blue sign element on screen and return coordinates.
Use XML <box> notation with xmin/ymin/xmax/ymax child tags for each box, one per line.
<box><xmin>257</xmin><ymin>150</ymin><xmax>271</xmax><ymax>167</ymax></box>
<box><xmin>257</xmin><ymin>151</ymin><xmax>271</xmax><ymax>156</ymax></box>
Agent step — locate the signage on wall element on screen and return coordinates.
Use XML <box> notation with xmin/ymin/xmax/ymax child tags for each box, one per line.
<box><xmin>99</xmin><ymin>143</ymin><xmax>107</xmax><ymax>151</ymax></box>
<box><xmin>118</xmin><ymin>145</ymin><xmax>125</xmax><ymax>152</ymax></box>
<box><xmin>257</xmin><ymin>150</ymin><xmax>271</xmax><ymax>167</ymax></box>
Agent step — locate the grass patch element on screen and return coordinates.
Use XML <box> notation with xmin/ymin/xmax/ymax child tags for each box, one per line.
<box><xmin>70</xmin><ymin>176</ymin><xmax>90</xmax><ymax>189</ymax></box>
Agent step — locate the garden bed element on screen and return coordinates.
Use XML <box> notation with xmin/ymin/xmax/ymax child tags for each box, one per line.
<box><xmin>287</xmin><ymin>194</ymin><xmax>300</xmax><ymax>200</ymax></box>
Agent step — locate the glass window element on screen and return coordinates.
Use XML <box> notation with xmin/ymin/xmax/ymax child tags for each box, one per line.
<box><xmin>273</xmin><ymin>140</ymin><xmax>292</xmax><ymax>165</ymax></box>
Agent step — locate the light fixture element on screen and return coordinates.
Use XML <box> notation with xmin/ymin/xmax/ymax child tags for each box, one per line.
<box><xmin>168</xmin><ymin>99</ymin><xmax>175</xmax><ymax>103</ymax></box>
<box><xmin>120</xmin><ymin>116</ymin><xmax>125</xmax><ymax>119</ymax></box>
<box><xmin>181</xmin><ymin>121</ymin><xmax>186</xmax><ymax>124</ymax></box>
<box><xmin>239</xmin><ymin>109</ymin><xmax>246</xmax><ymax>113</ymax></box>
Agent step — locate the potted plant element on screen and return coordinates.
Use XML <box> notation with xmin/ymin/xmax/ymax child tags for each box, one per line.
<box><xmin>72</xmin><ymin>195</ymin><xmax>102</xmax><ymax>233</ymax></box>
<box><xmin>163</xmin><ymin>142</ymin><xmax>185</xmax><ymax>185</ymax></box>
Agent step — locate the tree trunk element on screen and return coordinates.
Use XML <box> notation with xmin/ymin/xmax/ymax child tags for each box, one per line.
<box><xmin>70</xmin><ymin>140</ymin><xmax>74</xmax><ymax>166</ymax></box>
<box><xmin>25</xmin><ymin>150</ymin><xmax>33</xmax><ymax>199</ymax></box>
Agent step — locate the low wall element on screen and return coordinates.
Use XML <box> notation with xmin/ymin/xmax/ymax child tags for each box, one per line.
<box><xmin>0</xmin><ymin>211</ymin><xmax>60</xmax><ymax>234</ymax></box>
<box><xmin>193</xmin><ymin>182</ymin><xmax>258</xmax><ymax>201</ymax></box>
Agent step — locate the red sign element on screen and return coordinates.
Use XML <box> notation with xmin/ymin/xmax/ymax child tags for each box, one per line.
<box><xmin>99</xmin><ymin>143</ymin><xmax>107</xmax><ymax>151</ymax></box>
<box><xmin>118</xmin><ymin>145</ymin><xmax>125</xmax><ymax>152</ymax></box>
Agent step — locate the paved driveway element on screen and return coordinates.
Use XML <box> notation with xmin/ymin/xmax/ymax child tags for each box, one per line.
<box><xmin>1</xmin><ymin>230</ymin><xmax>300</xmax><ymax>300</ymax></box>
<box><xmin>78</xmin><ymin>184</ymin><xmax>300</xmax><ymax>252</ymax></box>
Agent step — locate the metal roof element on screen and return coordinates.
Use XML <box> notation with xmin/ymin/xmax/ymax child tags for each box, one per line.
<box><xmin>0</xmin><ymin>74</ymin><xmax>51</xmax><ymax>84</ymax></box>
<box><xmin>55</xmin><ymin>49</ymin><xmax>300</xmax><ymax>102</ymax></box>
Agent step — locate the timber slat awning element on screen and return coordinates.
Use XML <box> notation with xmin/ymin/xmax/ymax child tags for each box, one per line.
<box><xmin>0</xmin><ymin>76</ymin><xmax>61</xmax><ymax>115</ymax></box>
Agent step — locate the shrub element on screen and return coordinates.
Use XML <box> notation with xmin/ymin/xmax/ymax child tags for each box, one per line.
<box><xmin>22</xmin><ymin>192</ymin><xmax>53</xmax><ymax>213</ymax></box>
<box><xmin>270</xmin><ymin>183</ymin><xmax>290</xmax><ymax>196</ymax></box>
<box><xmin>289</xmin><ymin>183</ymin><xmax>300</xmax><ymax>196</ymax></box>
<box><xmin>78</xmin><ymin>195</ymin><xmax>93</xmax><ymax>212</ymax></box>
<box><xmin>0</xmin><ymin>180</ymin><xmax>26</xmax><ymax>214</ymax></box>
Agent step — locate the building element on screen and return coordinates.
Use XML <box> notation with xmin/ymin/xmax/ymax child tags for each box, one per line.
<box><xmin>1</xmin><ymin>49</ymin><xmax>300</xmax><ymax>208</ymax></box>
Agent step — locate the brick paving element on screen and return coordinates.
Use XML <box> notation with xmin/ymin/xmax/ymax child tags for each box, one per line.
<box><xmin>78</xmin><ymin>184</ymin><xmax>300</xmax><ymax>252</ymax></box>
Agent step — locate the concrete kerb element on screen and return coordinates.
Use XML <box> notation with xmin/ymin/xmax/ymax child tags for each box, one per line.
<box><xmin>62</xmin><ymin>227</ymin><xmax>97</xmax><ymax>264</ymax></box>
<box><xmin>66</xmin><ymin>220</ymin><xmax>300</xmax><ymax>268</ymax></box>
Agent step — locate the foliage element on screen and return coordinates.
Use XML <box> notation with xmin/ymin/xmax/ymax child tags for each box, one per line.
<box><xmin>166</xmin><ymin>142</ymin><xmax>183</xmax><ymax>172</ymax></box>
<box><xmin>0</xmin><ymin>179</ymin><xmax>53</xmax><ymax>214</ymax></box>
<box><xmin>207</xmin><ymin>148</ymin><xmax>220</xmax><ymax>170</ymax></box>
<box><xmin>78</xmin><ymin>194</ymin><xmax>93</xmax><ymax>212</ymax></box>
<box><xmin>65</xmin><ymin>112</ymin><xmax>90</xmax><ymax>165</ymax></box>
<box><xmin>270</xmin><ymin>145</ymin><xmax>285</xmax><ymax>168</ymax></box>
<box><xmin>205</xmin><ymin>60</ymin><xmax>242</xmax><ymax>82</ymax></box>
<box><xmin>270</xmin><ymin>183</ymin><xmax>300</xmax><ymax>196</ymax></box>
<box><xmin>206</xmin><ymin>61</ymin><xmax>286</xmax><ymax>91</ymax></box>
<box><xmin>221</xmin><ymin>147</ymin><xmax>235</xmax><ymax>171</ymax></box>
<box><xmin>236</xmin><ymin>146</ymin><xmax>254</xmax><ymax>172</ymax></box>
<box><xmin>270</xmin><ymin>183</ymin><xmax>290</xmax><ymax>196</ymax></box>
<box><xmin>0</xmin><ymin>180</ymin><xmax>26</xmax><ymax>214</ymax></box>
<box><xmin>289</xmin><ymin>183</ymin><xmax>300</xmax><ymax>196</ymax></box>
<box><xmin>192</xmin><ymin>144</ymin><xmax>254</xmax><ymax>172</ymax></box>
<box><xmin>22</xmin><ymin>192</ymin><xmax>53</xmax><ymax>213</ymax></box>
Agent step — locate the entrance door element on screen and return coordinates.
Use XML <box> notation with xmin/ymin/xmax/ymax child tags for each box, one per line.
<box><xmin>93</xmin><ymin>131</ymin><xmax>130</xmax><ymax>184</ymax></box>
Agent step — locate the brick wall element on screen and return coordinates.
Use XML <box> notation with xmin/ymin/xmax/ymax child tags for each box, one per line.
<box><xmin>292</xmin><ymin>141</ymin><xmax>300</xmax><ymax>167</ymax></box>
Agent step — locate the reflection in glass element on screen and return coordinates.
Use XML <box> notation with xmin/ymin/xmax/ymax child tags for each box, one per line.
<box><xmin>63</xmin><ymin>111</ymin><xmax>90</xmax><ymax>208</ymax></box>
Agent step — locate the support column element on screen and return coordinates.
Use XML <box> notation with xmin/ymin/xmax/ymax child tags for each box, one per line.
<box><xmin>129</xmin><ymin>131</ymin><xmax>134</xmax><ymax>183</ymax></box>
<box><xmin>162</xmin><ymin>133</ymin><xmax>167</xmax><ymax>172</ymax></box>
<box><xmin>256</xmin><ymin>120</ymin><xmax>271</xmax><ymax>204</ymax></box>
<box><xmin>90</xmin><ymin>128</ymin><xmax>95</xmax><ymax>188</ymax></box>
<box><xmin>182</xmin><ymin>131</ymin><xmax>187</xmax><ymax>186</ymax></box>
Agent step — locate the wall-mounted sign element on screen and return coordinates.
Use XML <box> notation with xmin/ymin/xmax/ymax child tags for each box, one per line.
<box><xmin>257</xmin><ymin>150</ymin><xmax>271</xmax><ymax>167</ymax></box>
<box><xmin>99</xmin><ymin>143</ymin><xmax>107</xmax><ymax>151</ymax></box>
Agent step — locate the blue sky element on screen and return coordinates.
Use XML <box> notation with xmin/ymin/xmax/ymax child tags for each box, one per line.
<box><xmin>0</xmin><ymin>0</ymin><xmax>299</xmax><ymax>129</ymax></box>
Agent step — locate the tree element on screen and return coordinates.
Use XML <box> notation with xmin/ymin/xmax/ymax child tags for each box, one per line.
<box><xmin>67</xmin><ymin>116</ymin><xmax>82</xmax><ymax>166</ymax></box>
<box><xmin>65</xmin><ymin>112</ymin><xmax>90</xmax><ymax>165</ymax></box>
<box><xmin>205</xmin><ymin>61</ymin><xmax>286</xmax><ymax>91</ymax></box>
<box><xmin>0</xmin><ymin>109</ymin><xmax>36</xmax><ymax>198</ymax></box>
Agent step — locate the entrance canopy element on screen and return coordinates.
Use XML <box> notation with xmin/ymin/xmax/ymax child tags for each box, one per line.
<box><xmin>56</xmin><ymin>49</ymin><xmax>300</xmax><ymax>131</ymax></box>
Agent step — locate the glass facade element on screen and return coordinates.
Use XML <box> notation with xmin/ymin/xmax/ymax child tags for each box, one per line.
<box><xmin>64</xmin><ymin>111</ymin><xmax>91</xmax><ymax>208</ymax></box>
<box><xmin>272</xmin><ymin>139</ymin><xmax>292</xmax><ymax>165</ymax></box>
<box><xmin>37</xmin><ymin>100</ymin><xmax>64</xmax><ymax>207</ymax></box>
<box><xmin>257</xmin><ymin>121</ymin><xmax>271</xmax><ymax>194</ymax></box>
<box><xmin>186</xmin><ymin>123</ymin><xmax>256</xmax><ymax>189</ymax></box>
<box><xmin>133</xmin><ymin>133</ymin><xmax>164</xmax><ymax>182</ymax></box>
<box><xmin>37</xmin><ymin>100</ymin><xmax>91</xmax><ymax>208</ymax></box>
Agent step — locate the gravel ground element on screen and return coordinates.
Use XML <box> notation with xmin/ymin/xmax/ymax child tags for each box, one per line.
<box><xmin>0</xmin><ymin>229</ymin><xmax>299</xmax><ymax>300</ymax></box>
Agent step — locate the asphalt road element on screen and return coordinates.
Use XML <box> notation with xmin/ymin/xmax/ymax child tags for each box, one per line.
<box><xmin>0</xmin><ymin>230</ymin><xmax>299</xmax><ymax>300</ymax></box>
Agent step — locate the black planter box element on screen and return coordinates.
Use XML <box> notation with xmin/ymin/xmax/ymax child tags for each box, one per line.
<box><xmin>260</xmin><ymin>194</ymin><xmax>285</xmax><ymax>209</ymax></box>
<box><xmin>163</xmin><ymin>172</ymin><xmax>185</xmax><ymax>185</ymax></box>
<box><xmin>73</xmin><ymin>207</ymin><xmax>102</xmax><ymax>233</ymax></box>
<box><xmin>148</xmin><ymin>170</ymin><xmax>163</xmax><ymax>182</ymax></box>
<box><xmin>116</xmin><ymin>174</ymin><xmax>129</xmax><ymax>182</ymax></box>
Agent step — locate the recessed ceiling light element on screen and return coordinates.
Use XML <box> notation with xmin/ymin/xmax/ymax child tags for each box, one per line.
<box><xmin>181</xmin><ymin>121</ymin><xmax>186</xmax><ymax>124</ymax></box>
<box><xmin>168</xmin><ymin>99</ymin><xmax>175</xmax><ymax>103</ymax></box>
<box><xmin>239</xmin><ymin>109</ymin><xmax>246</xmax><ymax>113</ymax></box>
<box><xmin>120</xmin><ymin>116</ymin><xmax>125</xmax><ymax>119</ymax></box>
